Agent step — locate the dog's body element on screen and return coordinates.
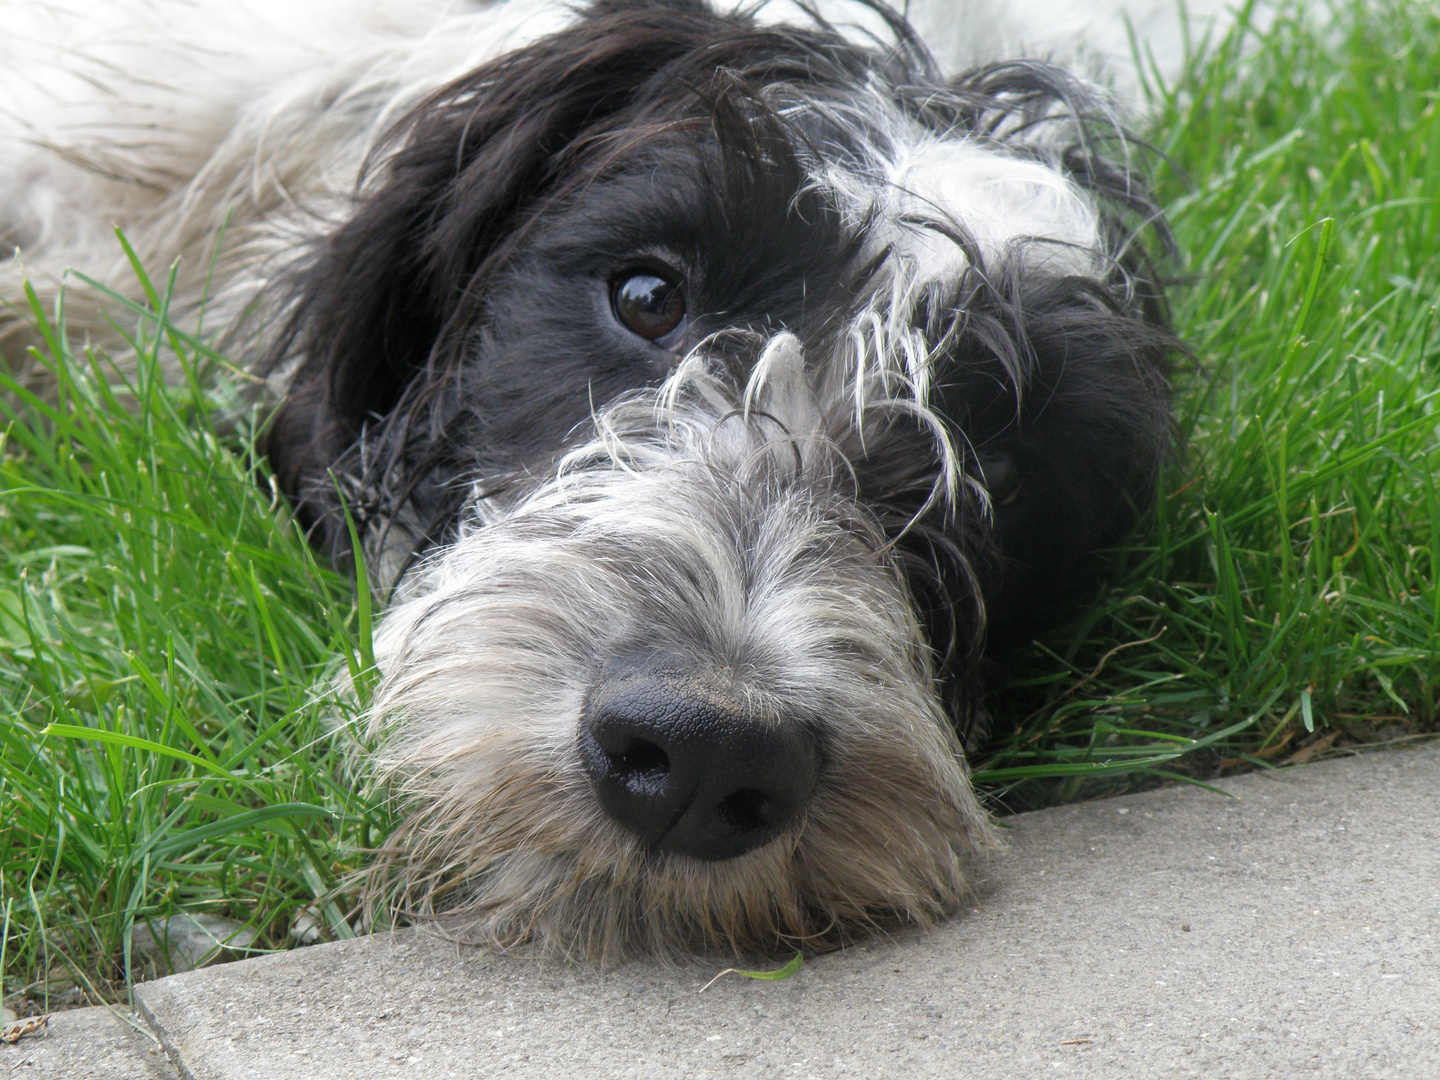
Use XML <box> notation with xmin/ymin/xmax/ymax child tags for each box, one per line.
<box><xmin>4</xmin><ymin>0</ymin><xmax>1212</xmax><ymax>957</ymax></box>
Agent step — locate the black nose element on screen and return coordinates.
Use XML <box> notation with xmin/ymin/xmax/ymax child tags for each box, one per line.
<box><xmin>578</xmin><ymin>666</ymin><xmax>819</xmax><ymax>861</ymax></box>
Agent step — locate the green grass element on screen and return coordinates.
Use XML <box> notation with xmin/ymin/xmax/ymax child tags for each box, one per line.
<box><xmin>974</xmin><ymin>0</ymin><xmax>1440</xmax><ymax>804</ymax></box>
<box><xmin>3</xmin><ymin>0</ymin><xmax>1438</xmax><ymax>1008</ymax></box>
<box><xmin>1</xmin><ymin>268</ymin><xmax>386</xmax><ymax>1011</ymax></box>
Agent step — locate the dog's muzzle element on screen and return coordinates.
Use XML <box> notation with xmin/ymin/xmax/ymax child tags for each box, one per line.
<box><xmin>579</xmin><ymin>659</ymin><xmax>820</xmax><ymax>860</ymax></box>
<box><xmin>362</xmin><ymin>342</ymin><xmax>994</xmax><ymax>955</ymax></box>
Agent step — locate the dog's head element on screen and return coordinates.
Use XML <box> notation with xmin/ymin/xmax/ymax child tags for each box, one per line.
<box><xmin>264</xmin><ymin>0</ymin><xmax>1177</xmax><ymax>956</ymax></box>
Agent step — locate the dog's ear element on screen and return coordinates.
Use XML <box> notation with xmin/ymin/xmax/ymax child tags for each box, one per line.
<box><xmin>263</xmin><ymin>4</ymin><xmax>733</xmax><ymax>561</ymax></box>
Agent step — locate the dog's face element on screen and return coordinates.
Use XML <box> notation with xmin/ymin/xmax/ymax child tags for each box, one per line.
<box><xmin>265</xmin><ymin>1</ymin><xmax>1175</xmax><ymax>956</ymax></box>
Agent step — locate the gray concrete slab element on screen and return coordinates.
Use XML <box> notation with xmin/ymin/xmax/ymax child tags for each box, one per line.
<box><xmin>0</xmin><ymin>1004</ymin><xmax>181</xmax><ymax>1078</ymax></box>
<box><xmin>132</xmin><ymin>747</ymin><xmax>1439</xmax><ymax>1080</ymax></box>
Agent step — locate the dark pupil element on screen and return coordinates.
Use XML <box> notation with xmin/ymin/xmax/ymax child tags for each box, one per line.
<box><xmin>612</xmin><ymin>274</ymin><xmax>685</xmax><ymax>340</ymax></box>
<box><xmin>976</xmin><ymin>449</ymin><xmax>1022</xmax><ymax>505</ymax></box>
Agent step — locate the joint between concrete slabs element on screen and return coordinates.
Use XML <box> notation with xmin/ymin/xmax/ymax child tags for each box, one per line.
<box><xmin>135</xmin><ymin>986</ymin><xmax>197</xmax><ymax>1080</ymax></box>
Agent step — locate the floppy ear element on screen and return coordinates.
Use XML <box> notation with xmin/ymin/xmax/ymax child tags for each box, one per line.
<box><xmin>262</xmin><ymin>0</ymin><xmax>726</xmax><ymax>563</ymax></box>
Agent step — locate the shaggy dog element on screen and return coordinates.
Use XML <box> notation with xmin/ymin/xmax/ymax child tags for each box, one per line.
<box><xmin>3</xmin><ymin>0</ymin><xmax>1199</xmax><ymax>957</ymax></box>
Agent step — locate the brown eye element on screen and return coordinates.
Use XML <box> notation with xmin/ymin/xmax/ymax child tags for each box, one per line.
<box><xmin>610</xmin><ymin>272</ymin><xmax>686</xmax><ymax>342</ymax></box>
<box><xmin>976</xmin><ymin>449</ymin><xmax>1023</xmax><ymax>506</ymax></box>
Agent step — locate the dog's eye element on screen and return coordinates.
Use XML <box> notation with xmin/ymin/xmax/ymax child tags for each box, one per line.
<box><xmin>976</xmin><ymin>449</ymin><xmax>1023</xmax><ymax>506</ymax></box>
<box><xmin>611</xmin><ymin>271</ymin><xmax>686</xmax><ymax>342</ymax></box>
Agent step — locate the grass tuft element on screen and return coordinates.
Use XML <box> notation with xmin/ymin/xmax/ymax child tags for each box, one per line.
<box><xmin>976</xmin><ymin>0</ymin><xmax>1440</xmax><ymax>805</ymax></box>
<box><xmin>1</xmin><ymin>264</ymin><xmax>385</xmax><ymax>1011</ymax></box>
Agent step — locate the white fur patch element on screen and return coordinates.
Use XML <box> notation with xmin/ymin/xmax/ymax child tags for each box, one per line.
<box><xmin>809</xmin><ymin>102</ymin><xmax>1105</xmax><ymax>291</ymax></box>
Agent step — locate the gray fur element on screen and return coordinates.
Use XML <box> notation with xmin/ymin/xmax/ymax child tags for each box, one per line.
<box><xmin>363</xmin><ymin>336</ymin><xmax>995</xmax><ymax>958</ymax></box>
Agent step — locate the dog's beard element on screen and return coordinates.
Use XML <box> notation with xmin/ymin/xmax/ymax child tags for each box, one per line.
<box><xmin>359</xmin><ymin>335</ymin><xmax>996</xmax><ymax>958</ymax></box>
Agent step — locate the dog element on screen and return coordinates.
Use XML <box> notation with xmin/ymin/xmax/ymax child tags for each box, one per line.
<box><xmin>3</xmin><ymin>0</ymin><xmax>1202</xmax><ymax>958</ymax></box>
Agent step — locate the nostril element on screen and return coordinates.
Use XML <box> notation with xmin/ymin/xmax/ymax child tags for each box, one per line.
<box><xmin>602</xmin><ymin>736</ymin><xmax>669</xmax><ymax>791</ymax></box>
<box><xmin>717</xmin><ymin>788</ymin><xmax>772</xmax><ymax>834</ymax></box>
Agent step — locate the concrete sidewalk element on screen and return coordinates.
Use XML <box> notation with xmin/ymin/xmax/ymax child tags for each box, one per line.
<box><xmin>11</xmin><ymin>746</ymin><xmax>1437</xmax><ymax>1079</ymax></box>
